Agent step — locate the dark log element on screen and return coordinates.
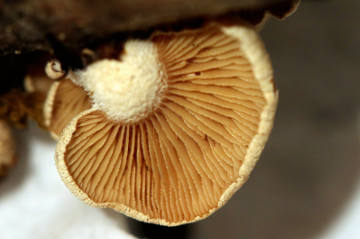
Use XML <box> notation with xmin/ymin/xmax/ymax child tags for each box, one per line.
<box><xmin>0</xmin><ymin>0</ymin><xmax>298</xmax><ymax>55</ymax></box>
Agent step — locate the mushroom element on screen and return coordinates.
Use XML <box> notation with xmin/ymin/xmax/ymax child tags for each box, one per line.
<box><xmin>44</xmin><ymin>79</ymin><xmax>91</xmax><ymax>139</ymax></box>
<box><xmin>24</xmin><ymin>61</ymin><xmax>55</xmax><ymax>127</ymax></box>
<box><xmin>49</xmin><ymin>22</ymin><xmax>277</xmax><ymax>225</ymax></box>
<box><xmin>24</xmin><ymin>74</ymin><xmax>53</xmax><ymax>96</ymax></box>
<box><xmin>45</xmin><ymin>59</ymin><xmax>65</xmax><ymax>80</ymax></box>
<box><xmin>0</xmin><ymin>119</ymin><xmax>16</xmax><ymax>177</ymax></box>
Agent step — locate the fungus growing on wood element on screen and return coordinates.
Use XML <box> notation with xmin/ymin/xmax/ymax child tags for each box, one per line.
<box><xmin>24</xmin><ymin>73</ymin><xmax>53</xmax><ymax>96</ymax></box>
<box><xmin>45</xmin><ymin>59</ymin><xmax>65</xmax><ymax>80</ymax></box>
<box><xmin>50</xmin><ymin>22</ymin><xmax>277</xmax><ymax>225</ymax></box>
<box><xmin>0</xmin><ymin>120</ymin><xmax>16</xmax><ymax>177</ymax></box>
<box><xmin>44</xmin><ymin>79</ymin><xmax>91</xmax><ymax>139</ymax></box>
<box><xmin>23</xmin><ymin>61</ymin><xmax>55</xmax><ymax>127</ymax></box>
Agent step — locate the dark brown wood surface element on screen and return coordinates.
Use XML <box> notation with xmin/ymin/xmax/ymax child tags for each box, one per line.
<box><xmin>0</xmin><ymin>0</ymin><xmax>298</xmax><ymax>55</ymax></box>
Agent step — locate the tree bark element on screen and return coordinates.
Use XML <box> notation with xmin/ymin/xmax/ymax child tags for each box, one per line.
<box><xmin>0</xmin><ymin>0</ymin><xmax>298</xmax><ymax>55</ymax></box>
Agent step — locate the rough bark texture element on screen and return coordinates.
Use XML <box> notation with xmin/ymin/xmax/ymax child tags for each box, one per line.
<box><xmin>0</xmin><ymin>0</ymin><xmax>298</xmax><ymax>55</ymax></box>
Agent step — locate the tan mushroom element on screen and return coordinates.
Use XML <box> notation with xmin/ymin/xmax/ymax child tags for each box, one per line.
<box><xmin>0</xmin><ymin>119</ymin><xmax>16</xmax><ymax>177</ymax></box>
<box><xmin>45</xmin><ymin>59</ymin><xmax>65</xmax><ymax>80</ymax></box>
<box><xmin>50</xmin><ymin>22</ymin><xmax>277</xmax><ymax>225</ymax></box>
<box><xmin>24</xmin><ymin>62</ymin><xmax>55</xmax><ymax>127</ymax></box>
<box><xmin>24</xmin><ymin>74</ymin><xmax>53</xmax><ymax>96</ymax></box>
<box><xmin>23</xmin><ymin>58</ymin><xmax>90</xmax><ymax>138</ymax></box>
<box><xmin>24</xmin><ymin>58</ymin><xmax>55</xmax><ymax>97</ymax></box>
<box><xmin>44</xmin><ymin>79</ymin><xmax>91</xmax><ymax>139</ymax></box>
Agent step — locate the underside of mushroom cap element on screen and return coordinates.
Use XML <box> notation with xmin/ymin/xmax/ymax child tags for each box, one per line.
<box><xmin>55</xmin><ymin>22</ymin><xmax>277</xmax><ymax>226</ymax></box>
<box><xmin>44</xmin><ymin>79</ymin><xmax>91</xmax><ymax>139</ymax></box>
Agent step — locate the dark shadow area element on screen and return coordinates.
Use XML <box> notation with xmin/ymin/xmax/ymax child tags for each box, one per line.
<box><xmin>102</xmin><ymin>209</ymin><xmax>137</xmax><ymax>236</ymax></box>
<box><xmin>126</xmin><ymin>217</ymin><xmax>193</xmax><ymax>239</ymax></box>
<box><xmin>0</xmin><ymin>51</ymin><xmax>47</xmax><ymax>94</ymax></box>
<box><xmin>103</xmin><ymin>208</ymin><xmax>194</xmax><ymax>238</ymax></box>
<box><xmin>194</xmin><ymin>1</ymin><xmax>360</xmax><ymax>238</ymax></box>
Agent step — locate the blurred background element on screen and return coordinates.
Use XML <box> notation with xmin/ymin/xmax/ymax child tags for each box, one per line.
<box><xmin>193</xmin><ymin>0</ymin><xmax>360</xmax><ymax>238</ymax></box>
<box><xmin>1</xmin><ymin>0</ymin><xmax>359</xmax><ymax>238</ymax></box>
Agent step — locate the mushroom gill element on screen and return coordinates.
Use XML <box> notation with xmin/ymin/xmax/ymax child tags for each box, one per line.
<box><xmin>54</xmin><ymin>23</ymin><xmax>277</xmax><ymax>225</ymax></box>
<box><xmin>44</xmin><ymin>79</ymin><xmax>91</xmax><ymax>139</ymax></box>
